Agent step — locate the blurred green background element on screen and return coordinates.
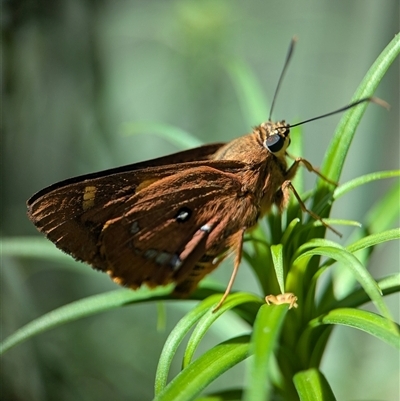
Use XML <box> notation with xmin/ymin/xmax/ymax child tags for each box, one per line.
<box><xmin>2</xmin><ymin>1</ymin><xmax>399</xmax><ymax>400</ymax></box>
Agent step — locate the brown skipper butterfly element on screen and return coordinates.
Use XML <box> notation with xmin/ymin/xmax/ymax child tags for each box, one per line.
<box><xmin>27</xmin><ymin>39</ymin><xmax>384</xmax><ymax>309</ymax></box>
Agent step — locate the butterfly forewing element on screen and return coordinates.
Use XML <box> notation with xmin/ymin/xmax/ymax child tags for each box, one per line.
<box><xmin>27</xmin><ymin>144</ymin><xmax>225</xmax><ymax>264</ymax></box>
<box><xmin>27</xmin><ymin>145</ymin><xmax>253</xmax><ymax>293</ymax></box>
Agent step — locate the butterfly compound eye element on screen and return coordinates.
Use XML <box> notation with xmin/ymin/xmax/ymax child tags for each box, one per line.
<box><xmin>264</xmin><ymin>134</ymin><xmax>285</xmax><ymax>153</ymax></box>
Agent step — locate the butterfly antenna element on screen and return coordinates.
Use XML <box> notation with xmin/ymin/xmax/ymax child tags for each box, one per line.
<box><xmin>290</xmin><ymin>97</ymin><xmax>389</xmax><ymax>128</ymax></box>
<box><xmin>268</xmin><ymin>36</ymin><xmax>298</xmax><ymax>121</ymax></box>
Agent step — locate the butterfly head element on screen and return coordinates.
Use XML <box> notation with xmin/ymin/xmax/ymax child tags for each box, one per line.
<box><xmin>260</xmin><ymin>120</ymin><xmax>291</xmax><ymax>158</ymax></box>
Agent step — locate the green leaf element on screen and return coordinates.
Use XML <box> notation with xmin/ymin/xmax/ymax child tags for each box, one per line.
<box><xmin>270</xmin><ymin>244</ymin><xmax>285</xmax><ymax>294</ymax></box>
<box><xmin>313</xmin><ymin>34</ymin><xmax>400</xmax><ymax>211</ymax></box>
<box><xmin>320</xmin><ymin>34</ymin><xmax>400</xmax><ymax>184</ymax></box>
<box><xmin>365</xmin><ymin>181</ymin><xmax>400</xmax><ymax>233</ymax></box>
<box><xmin>308</xmin><ymin>218</ymin><xmax>361</xmax><ymax>231</ymax></box>
<box><xmin>155</xmin><ymin>295</ymin><xmax>222</xmax><ymax>395</ymax></box>
<box><xmin>292</xmin><ymin>238</ymin><xmax>342</xmax><ymax>261</ymax></box>
<box><xmin>328</xmin><ymin>274</ymin><xmax>400</xmax><ymax>311</ymax></box>
<box><xmin>292</xmin><ymin>246</ymin><xmax>392</xmax><ymax>320</ymax></box>
<box><xmin>183</xmin><ymin>293</ymin><xmax>262</xmax><ymax>367</ymax></box>
<box><xmin>194</xmin><ymin>389</ymin><xmax>243</xmax><ymax>401</ymax></box>
<box><xmin>333</xmin><ymin>170</ymin><xmax>400</xmax><ymax>199</ymax></box>
<box><xmin>192</xmin><ymin>283</ymin><xmax>261</xmax><ymax>327</ymax></box>
<box><xmin>289</xmin><ymin>239</ymin><xmax>343</xmax><ymax>314</ymax></box>
<box><xmin>243</xmin><ymin>304</ymin><xmax>289</xmax><ymax>401</ymax></box>
<box><xmin>347</xmin><ymin>228</ymin><xmax>400</xmax><ymax>254</ymax></box>
<box><xmin>294</xmin><ymin>368</ymin><xmax>337</xmax><ymax>401</ymax></box>
<box><xmin>244</xmin><ymin>226</ymin><xmax>278</xmax><ymax>296</ymax></box>
<box><xmin>301</xmin><ymin>308</ymin><xmax>400</xmax><ymax>353</ymax></box>
<box><xmin>311</xmin><ymin>229</ymin><xmax>399</xmax><ymax>312</ymax></box>
<box><xmin>296</xmin><ymin>307</ymin><xmax>400</xmax><ymax>367</ymax></box>
<box><xmin>0</xmin><ymin>287</ymin><xmax>172</xmax><ymax>355</ymax></box>
<box><xmin>154</xmin><ymin>335</ymin><xmax>250</xmax><ymax>401</ymax></box>
<box><xmin>280</xmin><ymin>218</ymin><xmax>301</xmax><ymax>246</ymax></box>
<box><xmin>309</xmin><ymin>228</ymin><xmax>400</xmax><ymax>274</ymax></box>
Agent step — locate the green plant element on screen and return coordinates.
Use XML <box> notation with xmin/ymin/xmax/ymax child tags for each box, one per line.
<box><xmin>1</xmin><ymin>35</ymin><xmax>399</xmax><ymax>401</ymax></box>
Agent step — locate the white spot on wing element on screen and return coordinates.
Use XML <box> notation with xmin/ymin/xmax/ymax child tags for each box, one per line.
<box><xmin>200</xmin><ymin>224</ymin><xmax>212</xmax><ymax>233</ymax></box>
<box><xmin>178</xmin><ymin>211</ymin><xmax>188</xmax><ymax>220</ymax></box>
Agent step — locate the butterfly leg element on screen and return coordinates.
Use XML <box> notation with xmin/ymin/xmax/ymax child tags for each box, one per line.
<box><xmin>285</xmin><ymin>153</ymin><xmax>337</xmax><ymax>186</ymax></box>
<box><xmin>213</xmin><ymin>228</ymin><xmax>246</xmax><ymax>312</ymax></box>
<box><xmin>282</xmin><ymin>180</ymin><xmax>341</xmax><ymax>237</ymax></box>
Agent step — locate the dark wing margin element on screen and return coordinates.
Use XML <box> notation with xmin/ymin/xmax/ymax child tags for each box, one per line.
<box><xmin>27</xmin><ymin>143</ymin><xmax>226</xmax><ymax>205</ymax></box>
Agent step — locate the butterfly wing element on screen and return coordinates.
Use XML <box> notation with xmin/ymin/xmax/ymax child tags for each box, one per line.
<box><xmin>27</xmin><ymin>143</ymin><xmax>227</xmax><ymax>266</ymax></box>
<box><xmin>27</xmin><ymin>145</ymin><xmax>252</xmax><ymax>294</ymax></box>
<box><xmin>97</xmin><ymin>166</ymin><xmax>260</xmax><ymax>293</ymax></box>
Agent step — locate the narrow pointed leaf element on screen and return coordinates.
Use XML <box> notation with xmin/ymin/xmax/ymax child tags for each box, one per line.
<box><xmin>294</xmin><ymin>246</ymin><xmax>391</xmax><ymax>319</ymax></box>
<box><xmin>155</xmin><ymin>295</ymin><xmax>222</xmax><ymax>394</ymax></box>
<box><xmin>1</xmin><ymin>287</ymin><xmax>172</xmax><ymax>355</ymax></box>
<box><xmin>334</xmin><ymin>170</ymin><xmax>400</xmax><ymax>199</ymax></box>
<box><xmin>243</xmin><ymin>304</ymin><xmax>289</xmax><ymax>401</ymax></box>
<box><xmin>319</xmin><ymin>34</ymin><xmax>400</xmax><ymax>184</ymax></box>
<box><xmin>183</xmin><ymin>293</ymin><xmax>261</xmax><ymax>367</ymax></box>
<box><xmin>154</xmin><ymin>335</ymin><xmax>250</xmax><ymax>401</ymax></box>
<box><xmin>306</xmin><ymin>308</ymin><xmax>399</xmax><ymax>349</ymax></box>
<box><xmin>294</xmin><ymin>368</ymin><xmax>337</xmax><ymax>401</ymax></box>
<box><xmin>270</xmin><ymin>244</ymin><xmax>285</xmax><ymax>293</ymax></box>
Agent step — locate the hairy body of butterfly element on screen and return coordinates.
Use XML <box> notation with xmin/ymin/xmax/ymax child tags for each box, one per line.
<box><xmin>27</xmin><ymin>120</ymin><xmax>306</xmax><ymax>307</ymax></box>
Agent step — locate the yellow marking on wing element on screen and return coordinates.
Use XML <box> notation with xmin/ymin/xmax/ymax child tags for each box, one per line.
<box><xmin>82</xmin><ymin>186</ymin><xmax>97</xmax><ymax>211</ymax></box>
<box><xmin>136</xmin><ymin>178</ymin><xmax>159</xmax><ymax>193</ymax></box>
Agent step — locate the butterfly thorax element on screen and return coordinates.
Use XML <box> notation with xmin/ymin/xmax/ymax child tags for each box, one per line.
<box><xmin>211</xmin><ymin>121</ymin><xmax>291</xmax><ymax>217</ymax></box>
